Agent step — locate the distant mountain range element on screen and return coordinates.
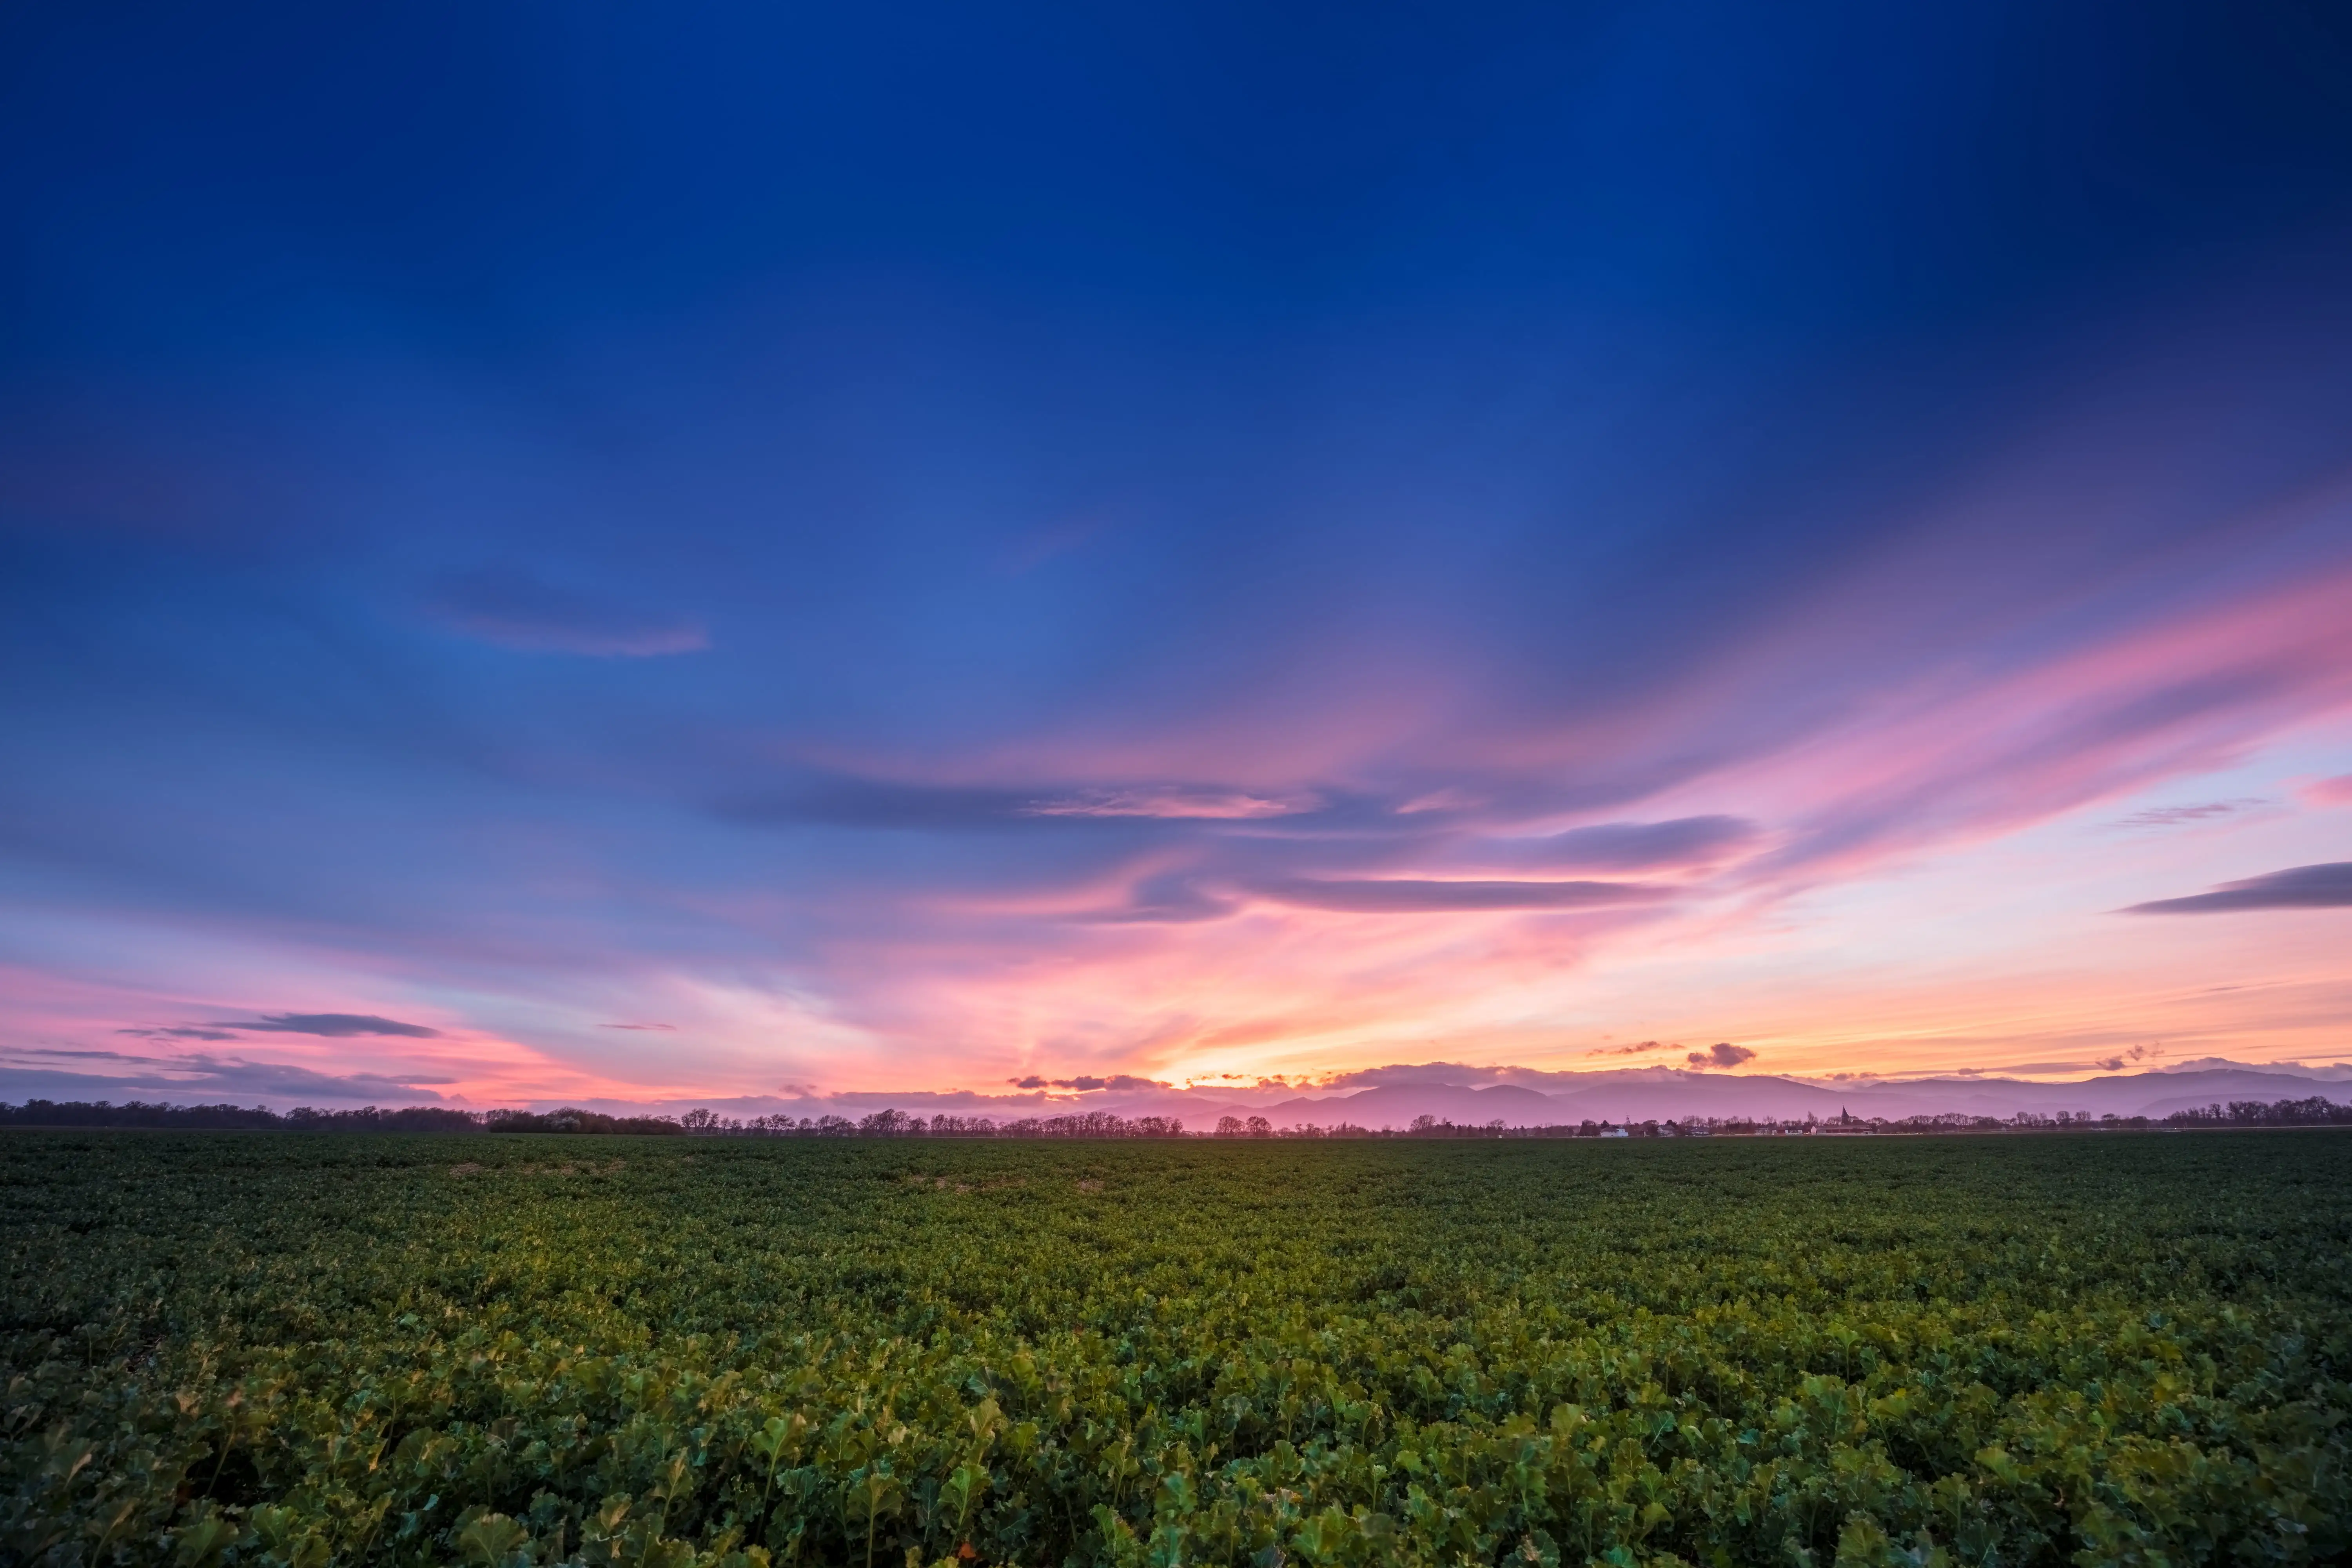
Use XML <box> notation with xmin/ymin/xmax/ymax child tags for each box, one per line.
<box><xmin>1216</xmin><ymin>1066</ymin><xmax>2352</xmax><ymax>1129</ymax></box>
<box><xmin>526</xmin><ymin>1059</ymin><xmax>2352</xmax><ymax>1131</ymax></box>
<box><xmin>31</xmin><ymin>1051</ymin><xmax>2342</xmax><ymax>1128</ymax></box>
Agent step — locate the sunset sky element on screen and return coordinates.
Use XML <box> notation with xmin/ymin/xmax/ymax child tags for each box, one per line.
<box><xmin>4</xmin><ymin>1</ymin><xmax>2351</xmax><ymax>1108</ymax></box>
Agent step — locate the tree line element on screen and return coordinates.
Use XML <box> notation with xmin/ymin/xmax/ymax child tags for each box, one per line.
<box><xmin>0</xmin><ymin>1101</ymin><xmax>684</xmax><ymax>1134</ymax></box>
<box><xmin>4</xmin><ymin>1094</ymin><xmax>2347</xmax><ymax>1136</ymax></box>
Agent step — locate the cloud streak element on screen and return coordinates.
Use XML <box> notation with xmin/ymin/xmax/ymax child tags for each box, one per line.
<box><xmin>423</xmin><ymin>568</ymin><xmax>708</xmax><ymax>657</ymax></box>
<box><xmin>1020</xmin><ymin>788</ymin><xmax>1314</xmax><ymax>820</ymax></box>
<box><xmin>1481</xmin><ymin>817</ymin><xmax>1759</xmax><ymax>871</ymax></box>
<box><xmin>2114</xmin><ymin>799</ymin><xmax>2268</xmax><ymax>828</ymax></box>
<box><xmin>1251</xmin><ymin>878</ymin><xmax>1671</xmax><ymax>913</ymax></box>
<box><xmin>220</xmin><ymin>1013</ymin><xmax>443</xmax><ymax>1038</ymax></box>
<box><xmin>2123</xmin><ymin>863</ymin><xmax>2352</xmax><ymax>915</ymax></box>
<box><xmin>114</xmin><ymin>1014</ymin><xmax>442</xmax><ymax>1039</ymax></box>
<box><xmin>0</xmin><ymin>1051</ymin><xmax>458</xmax><ymax>1103</ymax></box>
<box><xmin>1006</xmin><ymin>1074</ymin><xmax>1169</xmax><ymax>1091</ymax></box>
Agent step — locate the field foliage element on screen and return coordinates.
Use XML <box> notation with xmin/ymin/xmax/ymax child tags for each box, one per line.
<box><xmin>4</xmin><ymin>1133</ymin><xmax>2348</xmax><ymax>1567</ymax></box>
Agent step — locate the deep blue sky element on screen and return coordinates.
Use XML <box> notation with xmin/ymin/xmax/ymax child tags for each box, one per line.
<box><xmin>4</xmin><ymin>1</ymin><xmax>2352</xmax><ymax>1105</ymax></box>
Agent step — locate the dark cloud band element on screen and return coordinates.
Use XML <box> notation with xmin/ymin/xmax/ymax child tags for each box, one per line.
<box><xmin>218</xmin><ymin>1013</ymin><xmax>443</xmax><ymax>1038</ymax></box>
<box><xmin>2123</xmin><ymin>862</ymin><xmax>2352</xmax><ymax>915</ymax></box>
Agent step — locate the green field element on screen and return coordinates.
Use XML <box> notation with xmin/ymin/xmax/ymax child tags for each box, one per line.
<box><xmin>5</xmin><ymin>1133</ymin><xmax>2348</xmax><ymax>1567</ymax></box>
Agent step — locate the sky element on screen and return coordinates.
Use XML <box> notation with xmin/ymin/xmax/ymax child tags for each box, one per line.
<box><xmin>3</xmin><ymin>0</ymin><xmax>2351</xmax><ymax>1110</ymax></box>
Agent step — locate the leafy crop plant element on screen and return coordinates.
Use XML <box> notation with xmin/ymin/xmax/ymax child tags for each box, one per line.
<box><xmin>3</xmin><ymin>1133</ymin><xmax>2347</xmax><ymax>1566</ymax></box>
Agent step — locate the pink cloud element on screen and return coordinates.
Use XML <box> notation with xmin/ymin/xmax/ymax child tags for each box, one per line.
<box><xmin>1018</xmin><ymin>787</ymin><xmax>1316</xmax><ymax>820</ymax></box>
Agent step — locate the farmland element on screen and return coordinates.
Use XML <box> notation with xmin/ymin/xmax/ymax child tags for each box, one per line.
<box><xmin>4</xmin><ymin>1134</ymin><xmax>2348</xmax><ymax>1567</ymax></box>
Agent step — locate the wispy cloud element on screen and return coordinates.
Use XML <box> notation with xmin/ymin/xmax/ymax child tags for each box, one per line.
<box><xmin>2112</xmin><ymin>798</ymin><xmax>2268</xmax><ymax>828</ymax></box>
<box><xmin>2123</xmin><ymin>862</ymin><xmax>2352</xmax><ymax>915</ymax></box>
<box><xmin>1005</xmin><ymin>1074</ymin><xmax>1169</xmax><ymax>1091</ymax></box>
<box><xmin>1084</xmin><ymin>873</ymin><xmax>1238</xmax><ymax>924</ymax></box>
<box><xmin>720</xmin><ymin>773</ymin><xmax>1337</xmax><ymax>833</ymax></box>
<box><xmin>1253</xmin><ymin>878</ymin><xmax>1670</xmax><ymax>913</ymax></box>
<box><xmin>1020</xmin><ymin>788</ymin><xmax>1314</xmax><ymax>820</ymax></box>
<box><xmin>117</xmin><ymin>1013</ymin><xmax>441</xmax><ymax>1038</ymax></box>
<box><xmin>718</xmin><ymin>776</ymin><xmax>1066</xmax><ymax>831</ymax></box>
<box><xmin>423</xmin><ymin>567</ymin><xmax>708</xmax><ymax>657</ymax></box>
<box><xmin>1481</xmin><ymin>817</ymin><xmax>1759</xmax><ymax>871</ymax></box>
<box><xmin>1586</xmin><ymin>1040</ymin><xmax>1675</xmax><ymax>1057</ymax></box>
<box><xmin>0</xmin><ymin>1050</ymin><xmax>457</xmax><ymax>1102</ymax></box>
<box><xmin>224</xmin><ymin>1013</ymin><xmax>441</xmax><ymax>1037</ymax></box>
